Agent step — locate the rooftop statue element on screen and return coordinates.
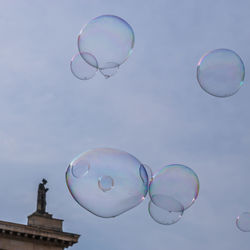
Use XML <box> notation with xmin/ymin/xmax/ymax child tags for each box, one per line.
<box><xmin>36</xmin><ymin>178</ymin><xmax>49</xmax><ymax>214</ymax></box>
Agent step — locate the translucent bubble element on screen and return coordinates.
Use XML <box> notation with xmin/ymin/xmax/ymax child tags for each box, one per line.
<box><xmin>72</xmin><ymin>158</ymin><xmax>90</xmax><ymax>178</ymax></box>
<box><xmin>143</xmin><ymin>164</ymin><xmax>153</xmax><ymax>183</ymax></box>
<box><xmin>148</xmin><ymin>199</ymin><xmax>183</xmax><ymax>225</ymax></box>
<box><xmin>236</xmin><ymin>212</ymin><xmax>250</xmax><ymax>232</ymax></box>
<box><xmin>70</xmin><ymin>52</ymin><xmax>98</xmax><ymax>80</ymax></box>
<box><xmin>197</xmin><ymin>49</ymin><xmax>245</xmax><ymax>97</ymax></box>
<box><xmin>139</xmin><ymin>164</ymin><xmax>148</xmax><ymax>196</ymax></box>
<box><xmin>99</xmin><ymin>62</ymin><xmax>119</xmax><ymax>79</ymax></box>
<box><xmin>66</xmin><ymin>148</ymin><xmax>148</xmax><ymax>218</ymax></box>
<box><xmin>149</xmin><ymin>164</ymin><xmax>199</xmax><ymax>212</ymax></box>
<box><xmin>78</xmin><ymin>15</ymin><xmax>135</xmax><ymax>69</ymax></box>
<box><xmin>98</xmin><ymin>175</ymin><xmax>114</xmax><ymax>192</ymax></box>
<box><xmin>151</xmin><ymin>194</ymin><xmax>185</xmax><ymax>213</ymax></box>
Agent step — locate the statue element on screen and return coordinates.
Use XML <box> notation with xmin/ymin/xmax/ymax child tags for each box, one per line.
<box><xmin>36</xmin><ymin>179</ymin><xmax>49</xmax><ymax>214</ymax></box>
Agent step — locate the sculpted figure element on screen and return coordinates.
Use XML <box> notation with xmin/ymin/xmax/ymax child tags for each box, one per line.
<box><xmin>37</xmin><ymin>179</ymin><xmax>49</xmax><ymax>214</ymax></box>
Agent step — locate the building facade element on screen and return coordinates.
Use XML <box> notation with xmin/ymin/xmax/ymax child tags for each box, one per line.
<box><xmin>0</xmin><ymin>179</ymin><xmax>80</xmax><ymax>250</ymax></box>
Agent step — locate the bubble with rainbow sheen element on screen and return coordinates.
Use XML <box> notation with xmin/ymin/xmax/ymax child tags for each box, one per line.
<box><xmin>142</xmin><ymin>164</ymin><xmax>153</xmax><ymax>186</ymax></box>
<box><xmin>70</xmin><ymin>52</ymin><xmax>98</xmax><ymax>80</ymax></box>
<box><xmin>197</xmin><ymin>49</ymin><xmax>245</xmax><ymax>97</ymax></box>
<box><xmin>148</xmin><ymin>198</ymin><xmax>183</xmax><ymax>225</ymax></box>
<box><xmin>99</xmin><ymin>62</ymin><xmax>119</xmax><ymax>79</ymax></box>
<box><xmin>66</xmin><ymin>148</ymin><xmax>148</xmax><ymax>218</ymax></box>
<box><xmin>236</xmin><ymin>212</ymin><xmax>250</xmax><ymax>232</ymax></box>
<box><xmin>78</xmin><ymin>15</ymin><xmax>135</xmax><ymax>70</ymax></box>
<box><xmin>149</xmin><ymin>164</ymin><xmax>199</xmax><ymax>213</ymax></box>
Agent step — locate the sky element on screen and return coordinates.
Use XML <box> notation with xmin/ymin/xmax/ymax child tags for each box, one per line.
<box><xmin>0</xmin><ymin>0</ymin><xmax>250</xmax><ymax>249</ymax></box>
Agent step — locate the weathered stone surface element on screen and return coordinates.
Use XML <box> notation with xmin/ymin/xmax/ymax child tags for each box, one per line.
<box><xmin>28</xmin><ymin>213</ymin><xmax>63</xmax><ymax>231</ymax></box>
<box><xmin>0</xmin><ymin>237</ymin><xmax>63</xmax><ymax>250</ymax></box>
<box><xmin>0</xmin><ymin>179</ymin><xmax>80</xmax><ymax>250</ymax></box>
<box><xmin>0</xmin><ymin>220</ymin><xmax>80</xmax><ymax>249</ymax></box>
<box><xmin>37</xmin><ymin>179</ymin><xmax>49</xmax><ymax>214</ymax></box>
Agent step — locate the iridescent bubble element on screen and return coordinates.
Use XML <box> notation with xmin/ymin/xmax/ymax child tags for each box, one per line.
<box><xmin>139</xmin><ymin>164</ymin><xmax>148</xmax><ymax>196</ymax></box>
<box><xmin>148</xmin><ymin>199</ymin><xmax>183</xmax><ymax>225</ymax></box>
<box><xmin>236</xmin><ymin>212</ymin><xmax>250</xmax><ymax>232</ymax></box>
<box><xmin>98</xmin><ymin>175</ymin><xmax>114</xmax><ymax>192</ymax></box>
<box><xmin>150</xmin><ymin>194</ymin><xmax>185</xmax><ymax>213</ymax></box>
<box><xmin>70</xmin><ymin>52</ymin><xmax>98</xmax><ymax>80</ymax></box>
<box><xmin>66</xmin><ymin>148</ymin><xmax>148</xmax><ymax>218</ymax></box>
<box><xmin>71</xmin><ymin>157</ymin><xmax>90</xmax><ymax>178</ymax></box>
<box><xmin>143</xmin><ymin>164</ymin><xmax>153</xmax><ymax>183</ymax></box>
<box><xmin>99</xmin><ymin>62</ymin><xmax>119</xmax><ymax>79</ymax></box>
<box><xmin>78</xmin><ymin>15</ymin><xmax>135</xmax><ymax>69</ymax></box>
<box><xmin>149</xmin><ymin>164</ymin><xmax>199</xmax><ymax>212</ymax></box>
<box><xmin>197</xmin><ymin>49</ymin><xmax>245</xmax><ymax>97</ymax></box>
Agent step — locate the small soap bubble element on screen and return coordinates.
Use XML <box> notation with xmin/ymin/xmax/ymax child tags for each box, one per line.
<box><xmin>150</xmin><ymin>194</ymin><xmax>185</xmax><ymax>213</ymax></box>
<box><xmin>72</xmin><ymin>158</ymin><xmax>90</xmax><ymax>178</ymax></box>
<box><xmin>143</xmin><ymin>164</ymin><xmax>153</xmax><ymax>183</ymax></box>
<box><xmin>236</xmin><ymin>212</ymin><xmax>250</xmax><ymax>232</ymax></box>
<box><xmin>139</xmin><ymin>164</ymin><xmax>148</xmax><ymax>196</ymax></box>
<box><xmin>98</xmin><ymin>175</ymin><xmax>114</xmax><ymax>192</ymax></box>
<box><xmin>149</xmin><ymin>164</ymin><xmax>199</xmax><ymax>212</ymax></box>
<box><xmin>78</xmin><ymin>15</ymin><xmax>135</xmax><ymax>69</ymax></box>
<box><xmin>66</xmin><ymin>148</ymin><xmax>148</xmax><ymax>218</ymax></box>
<box><xmin>148</xmin><ymin>199</ymin><xmax>183</xmax><ymax>225</ymax></box>
<box><xmin>70</xmin><ymin>52</ymin><xmax>98</xmax><ymax>80</ymax></box>
<box><xmin>99</xmin><ymin>62</ymin><xmax>119</xmax><ymax>79</ymax></box>
<box><xmin>197</xmin><ymin>49</ymin><xmax>245</xmax><ymax>97</ymax></box>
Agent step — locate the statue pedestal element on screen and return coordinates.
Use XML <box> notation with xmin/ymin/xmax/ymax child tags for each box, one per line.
<box><xmin>0</xmin><ymin>179</ymin><xmax>80</xmax><ymax>249</ymax></box>
<box><xmin>28</xmin><ymin>212</ymin><xmax>63</xmax><ymax>232</ymax></box>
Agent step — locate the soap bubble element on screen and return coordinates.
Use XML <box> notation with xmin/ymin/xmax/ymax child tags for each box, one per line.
<box><xmin>71</xmin><ymin>157</ymin><xmax>90</xmax><ymax>178</ymax></box>
<box><xmin>78</xmin><ymin>15</ymin><xmax>135</xmax><ymax>69</ymax></box>
<box><xmin>66</xmin><ymin>148</ymin><xmax>148</xmax><ymax>218</ymax></box>
<box><xmin>236</xmin><ymin>212</ymin><xmax>250</xmax><ymax>232</ymax></box>
<box><xmin>197</xmin><ymin>49</ymin><xmax>245</xmax><ymax>97</ymax></box>
<box><xmin>148</xmin><ymin>198</ymin><xmax>183</xmax><ymax>225</ymax></box>
<box><xmin>143</xmin><ymin>164</ymin><xmax>153</xmax><ymax>183</ymax></box>
<box><xmin>70</xmin><ymin>52</ymin><xmax>98</xmax><ymax>80</ymax></box>
<box><xmin>150</xmin><ymin>194</ymin><xmax>185</xmax><ymax>213</ymax></box>
<box><xmin>98</xmin><ymin>175</ymin><xmax>114</xmax><ymax>192</ymax></box>
<box><xmin>139</xmin><ymin>164</ymin><xmax>148</xmax><ymax>189</ymax></box>
<box><xmin>149</xmin><ymin>164</ymin><xmax>199</xmax><ymax>212</ymax></box>
<box><xmin>99</xmin><ymin>62</ymin><xmax>119</xmax><ymax>79</ymax></box>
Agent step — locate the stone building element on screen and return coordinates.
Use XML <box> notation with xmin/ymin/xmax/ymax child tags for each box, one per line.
<box><xmin>0</xmin><ymin>179</ymin><xmax>80</xmax><ymax>250</ymax></box>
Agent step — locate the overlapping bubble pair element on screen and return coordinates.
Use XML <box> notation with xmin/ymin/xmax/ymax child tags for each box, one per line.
<box><xmin>70</xmin><ymin>15</ymin><xmax>135</xmax><ymax>80</ymax></box>
<box><xmin>148</xmin><ymin>164</ymin><xmax>199</xmax><ymax>225</ymax></box>
<box><xmin>66</xmin><ymin>148</ymin><xmax>199</xmax><ymax>226</ymax></box>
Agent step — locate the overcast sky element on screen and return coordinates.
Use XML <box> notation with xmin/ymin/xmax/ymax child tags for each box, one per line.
<box><xmin>0</xmin><ymin>0</ymin><xmax>250</xmax><ymax>249</ymax></box>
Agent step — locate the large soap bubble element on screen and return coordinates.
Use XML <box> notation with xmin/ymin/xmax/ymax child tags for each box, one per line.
<box><xmin>99</xmin><ymin>62</ymin><xmax>120</xmax><ymax>79</ymax></box>
<box><xmin>70</xmin><ymin>52</ymin><xmax>98</xmax><ymax>80</ymax></box>
<box><xmin>78</xmin><ymin>15</ymin><xmax>135</xmax><ymax>69</ymax></box>
<box><xmin>148</xmin><ymin>198</ymin><xmax>183</xmax><ymax>225</ymax></box>
<box><xmin>149</xmin><ymin>164</ymin><xmax>199</xmax><ymax>212</ymax></box>
<box><xmin>236</xmin><ymin>212</ymin><xmax>250</xmax><ymax>232</ymax></box>
<box><xmin>66</xmin><ymin>148</ymin><xmax>148</xmax><ymax>218</ymax></box>
<box><xmin>197</xmin><ymin>49</ymin><xmax>245</xmax><ymax>97</ymax></box>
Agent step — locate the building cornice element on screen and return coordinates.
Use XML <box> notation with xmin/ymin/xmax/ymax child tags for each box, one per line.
<box><xmin>0</xmin><ymin>220</ymin><xmax>80</xmax><ymax>248</ymax></box>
